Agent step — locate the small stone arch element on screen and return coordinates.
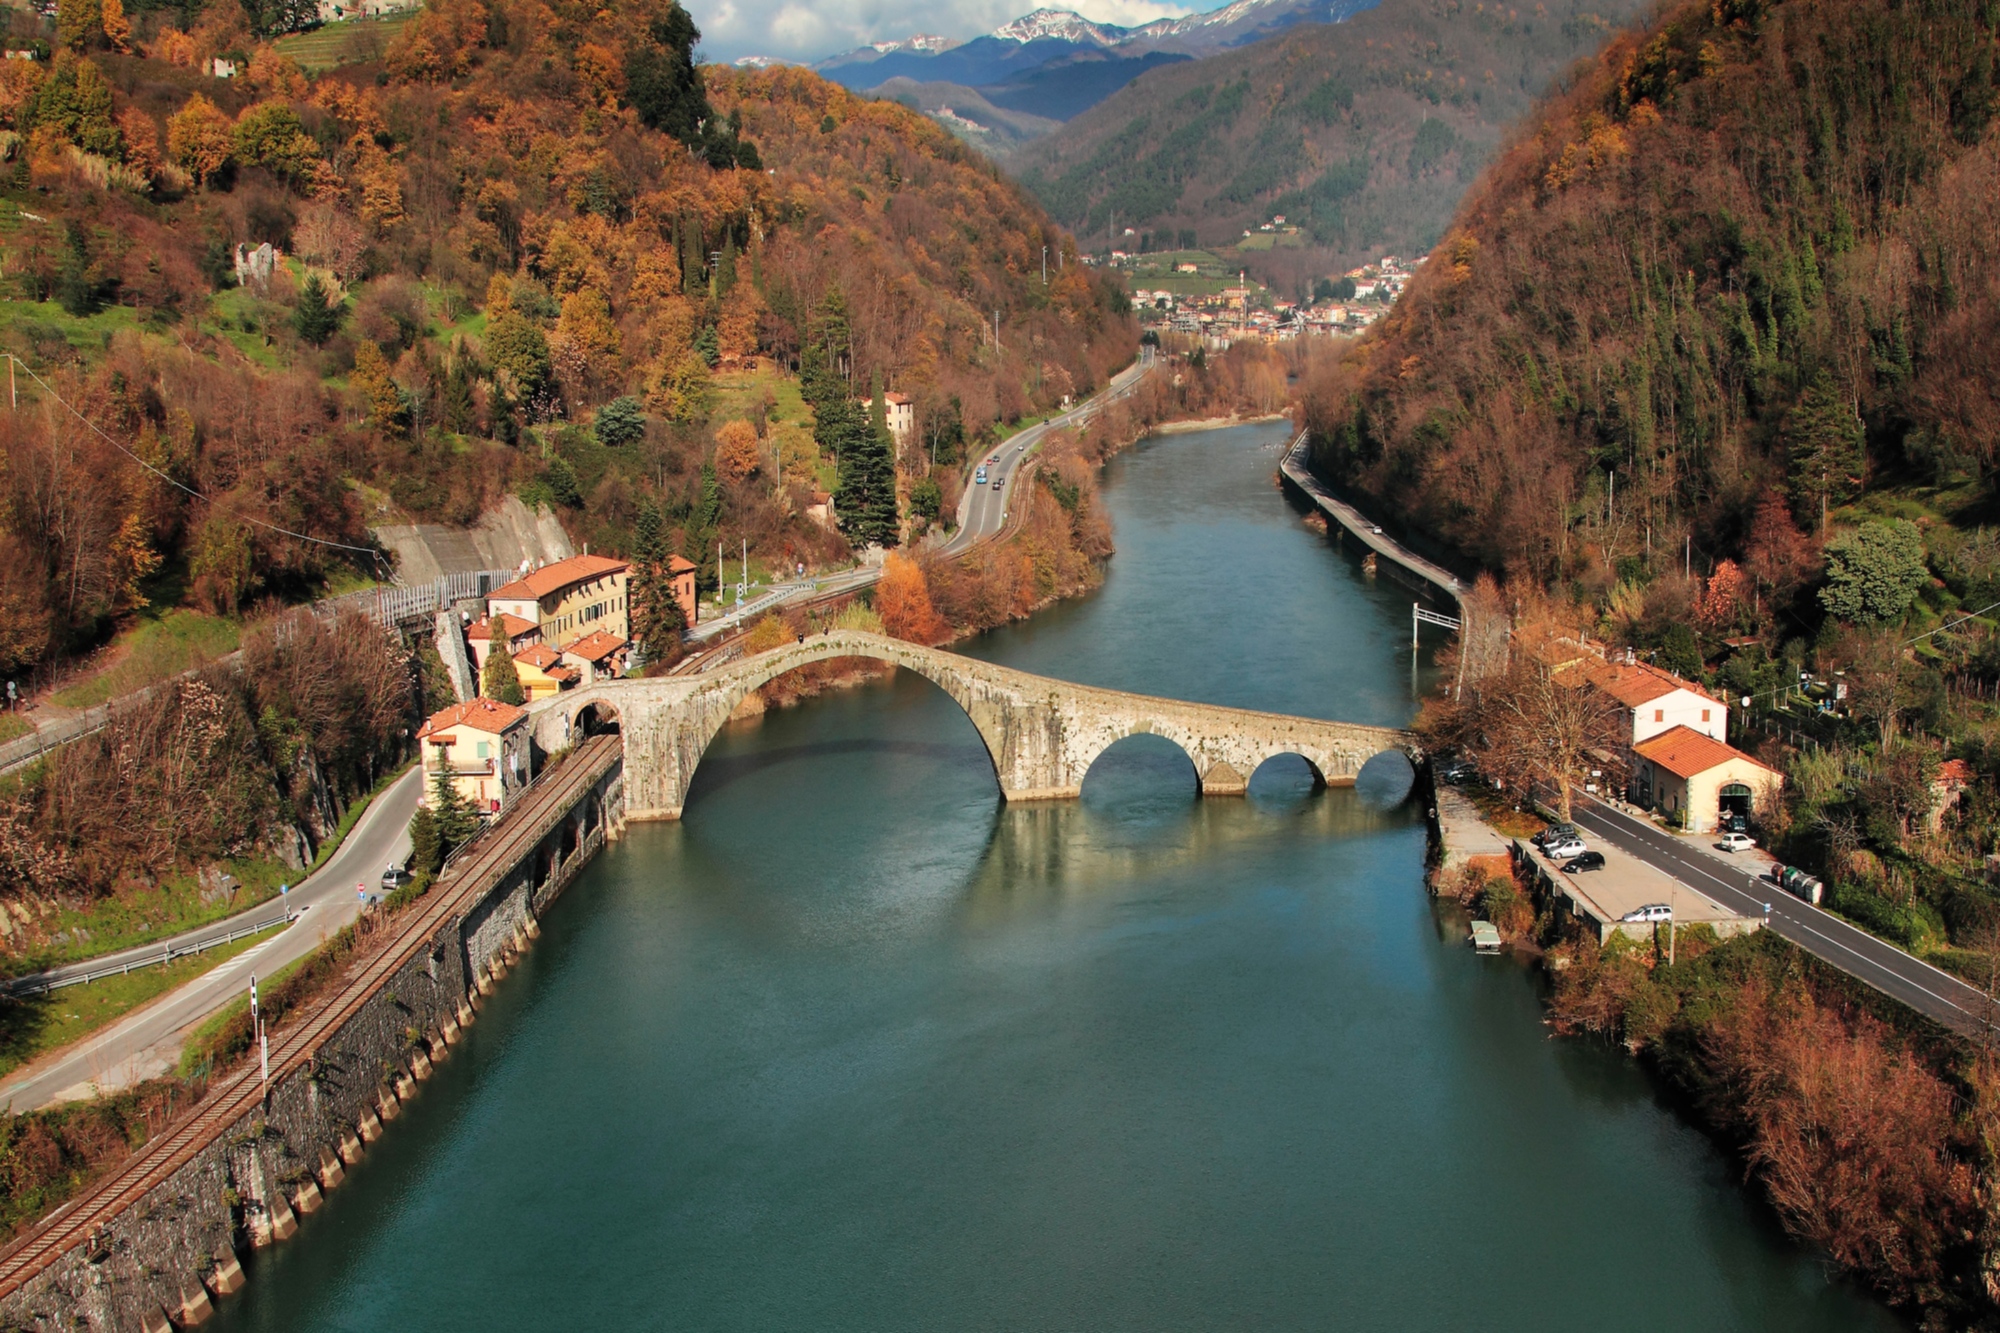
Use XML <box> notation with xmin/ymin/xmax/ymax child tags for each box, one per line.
<box><xmin>1078</xmin><ymin>731</ymin><xmax>1202</xmax><ymax>800</ymax></box>
<box><xmin>1355</xmin><ymin>748</ymin><xmax>1419</xmax><ymax>806</ymax></box>
<box><xmin>574</xmin><ymin>699</ymin><xmax>622</xmax><ymax>739</ymax></box>
<box><xmin>1247</xmin><ymin>751</ymin><xmax>1328</xmax><ymax>798</ymax></box>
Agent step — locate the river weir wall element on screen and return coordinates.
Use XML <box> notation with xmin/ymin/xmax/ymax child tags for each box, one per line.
<box><xmin>0</xmin><ymin>737</ymin><xmax>625</xmax><ymax>1333</ymax></box>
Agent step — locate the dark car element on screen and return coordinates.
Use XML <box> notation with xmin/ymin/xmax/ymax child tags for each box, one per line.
<box><xmin>1533</xmin><ymin>823</ymin><xmax>1579</xmax><ymax>848</ymax></box>
<box><xmin>1437</xmin><ymin>760</ymin><xmax>1479</xmax><ymax>785</ymax></box>
<box><xmin>1562</xmin><ymin>851</ymin><xmax>1606</xmax><ymax>873</ymax></box>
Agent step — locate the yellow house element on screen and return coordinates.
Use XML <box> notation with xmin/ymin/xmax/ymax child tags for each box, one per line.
<box><xmin>487</xmin><ymin>554</ymin><xmax>631</xmax><ymax>645</ymax></box>
<box><xmin>1630</xmin><ymin>726</ymin><xmax>1783</xmax><ymax>834</ymax></box>
<box><xmin>509</xmin><ymin>643</ymin><xmax>578</xmax><ymax>700</ymax></box>
<box><xmin>416</xmin><ymin>698</ymin><xmax>531</xmax><ymax>817</ymax></box>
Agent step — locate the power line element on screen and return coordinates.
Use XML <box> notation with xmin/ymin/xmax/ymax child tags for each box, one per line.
<box><xmin>1903</xmin><ymin>598</ymin><xmax>2000</xmax><ymax>647</ymax></box>
<box><xmin>7</xmin><ymin>354</ymin><xmax>384</xmax><ymax>561</ymax></box>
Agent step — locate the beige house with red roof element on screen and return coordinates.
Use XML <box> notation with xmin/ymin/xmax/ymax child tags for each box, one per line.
<box><xmin>1584</xmin><ymin>656</ymin><xmax>1728</xmax><ymax>746</ymax></box>
<box><xmin>488</xmin><ymin>554</ymin><xmax>630</xmax><ymax>645</ymax></box>
<box><xmin>560</xmin><ymin>630</ymin><xmax>630</xmax><ymax>685</ymax></box>
<box><xmin>1630</xmin><ymin>726</ymin><xmax>1782</xmax><ymax>834</ymax></box>
<box><xmin>416</xmin><ymin>697</ymin><xmax>531</xmax><ymax>817</ymax></box>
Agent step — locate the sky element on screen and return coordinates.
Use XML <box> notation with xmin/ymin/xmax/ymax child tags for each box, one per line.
<box><xmin>688</xmin><ymin>0</ymin><xmax>1198</xmax><ymax>63</ymax></box>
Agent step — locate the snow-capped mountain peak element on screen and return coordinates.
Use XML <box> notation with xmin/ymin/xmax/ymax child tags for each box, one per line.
<box><xmin>870</xmin><ymin>33</ymin><xmax>959</xmax><ymax>54</ymax></box>
<box><xmin>990</xmin><ymin>8</ymin><xmax>1131</xmax><ymax>46</ymax></box>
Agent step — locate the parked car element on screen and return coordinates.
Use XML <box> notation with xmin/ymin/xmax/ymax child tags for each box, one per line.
<box><xmin>1532</xmin><ymin>823</ymin><xmax>1578</xmax><ymax>848</ymax></box>
<box><xmin>1621</xmin><ymin>903</ymin><xmax>1674</xmax><ymax>923</ymax></box>
<box><xmin>1543</xmin><ymin>837</ymin><xmax>1587</xmax><ymax>860</ymax></box>
<box><xmin>1437</xmin><ymin>760</ymin><xmax>1478</xmax><ymax>785</ymax></box>
<box><xmin>1562</xmin><ymin>851</ymin><xmax>1606</xmax><ymax>873</ymax></box>
<box><xmin>1716</xmin><ymin>832</ymin><xmax>1756</xmax><ymax>853</ymax></box>
<box><xmin>381</xmin><ymin>862</ymin><xmax>414</xmax><ymax>890</ymax></box>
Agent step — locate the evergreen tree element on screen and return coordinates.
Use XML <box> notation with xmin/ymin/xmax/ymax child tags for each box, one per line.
<box><xmin>54</xmin><ymin>221</ymin><xmax>102</xmax><ymax>317</ymax></box>
<box><xmin>1820</xmin><ymin>519</ymin><xmax>1927</xmax><ymax>624</ymax></box>
<box><xmin>624</xmin><ymin>4</ymin><xmax>711</xmax><ymax>147</ymax></box>
<box><xmin>1785</xmin><ymin>370</ymin><xmax>1866</xmax><ymax>532</ymax></box>
<box><xmin>428</xmin><ymin>759</ymin><xmax>481</xmax><ymax>849</ymax></box>
<box><xmin>594</xmin><ymin>395</ymin><xmax>646</xmax><ymax>448</ymax></box>
<box><xmin>483</xmin><ymin>618</ymin><xmax>526</xmax><ymax>704</ymax></box>
<box><xmin>292</xmin><ymin>271</ymin><xmax>342</xmax><ymax>347</ymax></box>
<box><xmin>408</xmin><ymin>805</ymin><xmax>442</xmax><ymax>876</ymax></box>
<box><xmin>441</xmin><ymin>357</ymin><xmax>476</xmax><ymax>433</ymax></box>
<box><xmin>831</xmin><ymin>396</ymin><xmax>900</xmax><ymax>549</ymax></box>
<box><xmin>629</xmin><ymin>499</ymin><xmax>689</xmax><ymax>669</ymax></box>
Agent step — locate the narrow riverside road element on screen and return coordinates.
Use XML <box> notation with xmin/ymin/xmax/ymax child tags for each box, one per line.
<box><xmin>1571</xmin><ymin>794</ymin><xmax>1993</xmax><ymax>1037</ymax></box>
<box><xmin>0</xmin><ymin>768</ymin><xmax>422</xmax><ymax>1111</ymax></box>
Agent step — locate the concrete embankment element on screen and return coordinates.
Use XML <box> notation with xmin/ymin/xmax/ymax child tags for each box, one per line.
<box><xmin>0</xmin><ymin>736</ymin><xmax>625</xmax><ymax>1333</ymax></box>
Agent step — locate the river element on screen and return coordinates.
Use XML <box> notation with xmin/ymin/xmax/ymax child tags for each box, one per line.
<box><xmin>211</xmin><ymin>421</ymin><xmax>1902</xmax><ymax>1331</ymax></box>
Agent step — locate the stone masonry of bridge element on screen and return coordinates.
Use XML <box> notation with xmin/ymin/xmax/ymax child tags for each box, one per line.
<box><xmin>528</xmin><ymin>630</ymin><xmax>1415</xmax><ymax>820</ymax></box>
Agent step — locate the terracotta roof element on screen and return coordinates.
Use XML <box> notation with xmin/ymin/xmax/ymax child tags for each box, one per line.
<box><xmin>1585</xmin><ymin>658</ymin><xmax>1720</xmax><ymax>710</ymax></box>
<box><xmin>489</xmin><ymin>554</ymin><xmax>630</xmax><ymax>602</ymax></box>
<box><xmin>468</xmin><ymin>613</ymin><xmax>538</xmax><ymax>641</ymax></box>
<box><xmin>668</xmin><ymin>555</ymin><xmax>696</xmax><ymax>574</ymax></box>
<box><xmin>1633</xmin><ymin>726</ymin><xmax>1774</xmax><ymax>780</ymax></box>
<box><xmin>885</xmin><ymin>391</ymin><xmax>913</xmax><ymax>405</ymax></box>
<box><xmin>417</xmin><ymin>697</ymin><xmax>526</xmax><ymax>740</ymax></box>
<box><xmin>561</xmin><ymin>630</ymin><xmax>628</xmax><ymax>663</ymax></box>
<box><xmin>1938</xmin><ymin>759</ymin><xmax>1975</xmax><ymax>786</ymax></box>
<box><xmin>515</xmin><ymin>644</ymin><xmax>565</xmax><ymax>671</ymax></box>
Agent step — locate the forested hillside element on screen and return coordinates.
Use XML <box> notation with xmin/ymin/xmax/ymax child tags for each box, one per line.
<box><xmin>0</xmin><ymin>0</ymin><xmax>1132</xmax><ymax>682</ymax></box>
<box><xmin>1013</xmin><ymin>0</ymin><xmax>1649</xmax><ymax>289</ymax></box>
<box><xmin>1308</xmin><ymin>2</ymin><xmax>2000</xmax><ymax>1313</ymax></box>
<box><xmin>1302</xmin><ymin>0</ymin><xmax>1999</xmax><ymax>581</ymax></box>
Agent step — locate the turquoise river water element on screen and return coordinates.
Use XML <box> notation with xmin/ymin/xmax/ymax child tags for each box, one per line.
<box><xmin>211</xmin><ymin>421</ymin><xmax>1903</xmax><ymax>1330</ymax></box>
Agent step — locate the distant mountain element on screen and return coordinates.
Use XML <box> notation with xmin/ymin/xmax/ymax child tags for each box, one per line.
<box><xmin>1012</xmin><ymin>0</ymin><xmax>1652</xmax><ymax>288</ymax></box>
<box><xmin>874</xmin><ymin>78</ymin><xmax>1065</xmax><ymax>150</ymax></box>
<box><xmin>813</xmin><ymin>0</ymin><xmax>1374</xmax><ymax>124</ymax></box>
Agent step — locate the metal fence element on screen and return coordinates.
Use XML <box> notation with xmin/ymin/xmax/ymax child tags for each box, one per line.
<box><xmin>2</xmin><ymin>910</ymin><xmax>294</xmax><ymax>998</ymax></box>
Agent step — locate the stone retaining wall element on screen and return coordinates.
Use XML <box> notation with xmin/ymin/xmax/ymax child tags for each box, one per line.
<box><xmin>0</xmin><ymin>764</ymin><xmax>623</xmax><ymax>1332</ymax></box>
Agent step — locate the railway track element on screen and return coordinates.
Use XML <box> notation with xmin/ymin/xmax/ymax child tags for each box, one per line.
<box><xmin>0</xmin><ymin>735</ymin><xmax>622</xmax><ymax>1303</ymax></box>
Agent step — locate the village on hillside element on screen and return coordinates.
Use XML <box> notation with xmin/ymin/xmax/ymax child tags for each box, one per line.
<box><xmin>1094</xmin><ymin>227</ymin><xmax>1420</xmax><ymax>347</ymax></box>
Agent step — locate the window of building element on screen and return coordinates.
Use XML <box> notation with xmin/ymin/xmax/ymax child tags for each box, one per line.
<box><xmin>477</xmin><ymin>741</ymin><xmax>490</xmax><ymax>759</ymax></box>
<box><xmin>1654</xmin><ymin>708</ymin><xmax>1663</xmax><ymax>722</ymax></box>
<box><xmin>1701</xmin><ymin>709</ymin><xmax>1711</xmax><ymax>722</ymax></box>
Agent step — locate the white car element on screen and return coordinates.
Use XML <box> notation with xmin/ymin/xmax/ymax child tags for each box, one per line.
<box><xmin>1543</xmin><ymin>837</ymin><xmax>1587</xmax><ymax>860</ymax></box>
<box><xmin>1621</xmin><ymin>903</ymin><xmax>1674</xmax><ymax>924</ymax></box>
<box><xmin>1716</xmin><ymin>832</ymin><xmax>1756</xmax><ymax>852</ymax></box>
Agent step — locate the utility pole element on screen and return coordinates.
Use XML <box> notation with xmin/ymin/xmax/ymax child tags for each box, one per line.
<box><xmin>1042</xmin><ymin>246</ymin><xmax>1048</xmax><ymax>285</ymax></box>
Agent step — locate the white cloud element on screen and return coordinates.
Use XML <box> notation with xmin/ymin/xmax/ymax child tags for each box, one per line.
<box><xmin>691</xmin><ymin>0</ymin><xmax>1195</xmax><ymax>63</ymax></box>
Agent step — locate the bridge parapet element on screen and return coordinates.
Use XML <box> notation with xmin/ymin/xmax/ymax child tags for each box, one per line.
<box><xmin>527</xmin><ymin>631</ymin><xmax>1414</xmax><ymax>820</ymax></box>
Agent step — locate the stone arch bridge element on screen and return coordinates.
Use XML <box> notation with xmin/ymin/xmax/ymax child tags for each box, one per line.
<box><xmin>527</xmin><ymin>630</ymin><xmax>1417</xmax><ymax>822</ymax></box>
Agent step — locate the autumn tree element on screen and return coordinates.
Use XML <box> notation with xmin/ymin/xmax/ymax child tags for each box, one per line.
<box><xmin>877</xmin><ymin>553</ymin><xmax>947</xmax><ymax>643</ymax></box>
<box><xmin>351</xmin><ymin>339</ymin><xmax>406</xmax><ymax>434</ymax></box>
<box><xmin>713</xmin><ymin>418</ymin><xmax>760</xmax><ymax>484</ymax></box>
<box><xmin>1745</xmin><ymin>491</ymin><xmax>1814</xmax><ymax>603</ymax></box>
<box><xmin>1694</xmin><ymin>559</ymin><xmax>1745</xmax><ymax>633</ymax></box>
<box><xmin>1466</xmin><ymin>656</ymin><xmax>1627</xmax><ymax>820</ymax></box>
<box><xmin>482</xmin><ymin>618</ymin><xmax>525</xmax><ymax>705</ymax></box>
<box><xmin>167</xmin><ymin>93</ymin><xmax>233</xmax><ymax>188</ymax></box>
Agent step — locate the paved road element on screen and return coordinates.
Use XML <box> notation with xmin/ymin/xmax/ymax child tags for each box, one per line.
<box><xmin>1571</xmin><ymin>794</ymin><xmax>1995</xmax><ymax>1039</ymax></box>
<box><xmin>686</xmin><ymin>352</ymin><xmax>1154</xmax><ymax>644</ymax></box>
<box><xmin>941</xmin><ymin>350</ymin><xmax>1154</xmax><ymax>556</ymax></box>
<box><xmin>1279</xmin><ymin>430</ymin><xmax>1463</xmax><ymax>603</ymax></box>
<box><xmin>0</xmin><ymin>767</ymin><xmax>421</xmax><ymax>1110</ymax></box>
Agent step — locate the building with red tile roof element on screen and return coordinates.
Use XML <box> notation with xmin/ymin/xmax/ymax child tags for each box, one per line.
<box><xmin>1630</xmin><ymin>725</ymin><xmax>1781</xmax><ymax>834</ymax></box>
<box><xmin>417</xmin><ymin>698</ymin><xmax>532</xmax><ymax>817</ymax></box>
<box><xmin>488</xmin><ymin>554</ymin><xmax>631</xmax><ymax>646</ymax></box>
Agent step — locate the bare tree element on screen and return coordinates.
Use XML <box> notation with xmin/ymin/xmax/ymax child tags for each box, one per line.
<box><xmin>1471</xmin><ymin>657</ymin><xmax>1628</xmax><ymax>821</ymax></box>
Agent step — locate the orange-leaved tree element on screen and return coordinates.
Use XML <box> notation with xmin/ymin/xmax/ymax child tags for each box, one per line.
<box><xmin>876</xmin><ymin>553</ymin><xmax>948</xmax><ymax>644</ymax></box>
